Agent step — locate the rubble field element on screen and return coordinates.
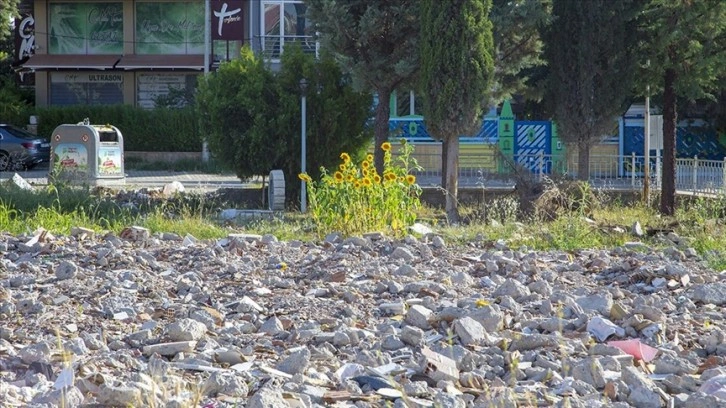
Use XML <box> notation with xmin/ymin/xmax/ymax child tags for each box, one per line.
<box><xmin>1</xmin><ymin>223</ymin><xmax>726</xmax><ymax>407</ymax></box>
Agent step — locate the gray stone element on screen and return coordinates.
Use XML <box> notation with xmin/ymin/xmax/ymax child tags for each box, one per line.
<box><xmin>95</xmin><ymin>384</ymin><xmax>143</xmax><ymax>406</ymax></box>
<box><xmin>403</xmin><ymin>381</ymin><xmax>430</xmax><ymax>397</ymax></box>
<box><xmin>622</xmin><ymin>366</ymin><xmax>656</xmax><ymax>390</ymax></box>
<box><xmin>689</xmin><ymin>283</ymin><xmax>726</xmax><ymax>306</ymax></box>
<box><xmin>19</xmin><ymin>342</ymin><xmax>52</xmax><ymax>364</ymax></box>
<box><xmin>628</xmin><ymin>386</ymin><xmax>662</xmax><ymax>408</ymax></box>
<box><xmin>568</xmin><ymin>357</ymin><xmax>606</xmax><ymax>389</ymax></box>
<box><xmin>451</xmin><ymin>271</ymin><xmax>474</xmax><ymax>287</ymax></box>
<box><xmin>576</xmin><ymin>292</ymin><xmax>613</xmax><ymax>316</ymax></box>
<box><xmin>400</xmin><ymin>326</ymin><xmax>424</xmax><ymax>346</ymax></box>
<box><xmin>247</xmin><ymin>387</ymin><xmax>291</xmax><ymax>408</ymax></box>
<box><xmin>276</xmin><ymin>348</ymin><xmax>311</xmax><ymax>375</ymax></box>
<box><xmin>390</xmin><ymin>247</ymin><xmax>415</xmax><ymax>261</ymax></box>
<box><xmin>453</xmin><ymin>317</ymin><xmax>488</xmax><ymax>346</ymax></box>
<box><xmin>653</xmin><ymin>353</ymin><xmax>698</xmax><ymax>375</ymax></box>
<box><xmin>493</xmin><ymin>279</ymin><xmax>530</xmax><ymax>300</ymax></box>
<box><xmin>55</xmin><ymin>260</ymin><xmax>78</xmax><ymax>280</ymax></box>
<box><xmin>203</xmin><ymin>371</ymin><xmax>249</xmax><ymax>397</ymax></box>
<box><xmin>259</xmin><ymin>316</ymin><xmax>285</xmax><ymax>335</ymax></box>
<box><xmin>394</xmin><ymin>264</ymin><xmax>418</xmax><ymax>276</ymax></box>
<box><xmin>166</xmin><ymin>318</ymin><xmax>207</xmax><ymax>342</ymax></box>
<box><xmin>381</xmin><ymin>335</ymin><xmax>405</xmax><ymax>351</ymax></box>
<box><xmin>510</xmin><ymin>334</ymin><xmax>561</xmax><ymax>351</ymax></box>
<box><xmin>431</xmin><ymin>236</ymin><xmax>446</xmax><ymax>248</ymax></box>
<box><xmin>406</xmin><ymin>305</ymin><xmax>434</xmax><ymax>330</ymax></box>
<box><xmin>468</xmin><ymin>305</ymin><xmax>504</xmax><ymax>332</ymax></box>
<box><xmin>31</xmin><ymin>386</ymin><xmax>84</xmax><ymax>406</ymax></box>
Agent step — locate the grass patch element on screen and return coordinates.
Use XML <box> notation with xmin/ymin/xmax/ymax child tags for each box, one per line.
<box><xmin>1</xmin><ymin>180</ymin><xmax>725</xmax><ymax>271</ymax></box>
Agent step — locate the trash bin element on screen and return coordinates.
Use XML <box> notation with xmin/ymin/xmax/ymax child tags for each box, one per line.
<box><xmin>49</xmin><ymin>119</ymin><xmax>125</xmax><ymax>186</ymax></box>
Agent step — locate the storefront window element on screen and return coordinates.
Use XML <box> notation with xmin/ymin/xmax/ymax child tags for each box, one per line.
<box><xmin>50</xmin><ymin>72</ymin><xmax>123</xmax><ymax>105</ymax></box>
<box><xmin>49</xmin><ymin>2</ymin><xmax>123</xmax><ymax>54</ymax></box>
<box><xmin>136</xmin><ymin>73</ymin><xmax>198</xmax><ymax>109</ymax></box>
<box><xmin>135</xmin><ymin>2</ymin><xmax>204</xmax><ymax>54</ymax></box>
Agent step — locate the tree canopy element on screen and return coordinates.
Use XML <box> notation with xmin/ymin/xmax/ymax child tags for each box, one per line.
<box><xmin>419</xmin><ymin>0</ymin><xmax>495</xmax><ymax>221</ymax></box>
<box><xmin>543</xmin><ymin>0</ymin><xmax>640</xmax><ymax>180</ymax></box>
<box><xmin>637</xmin><ymin>0</ymin><xmax>726</xmax><ymax>215</ymax></box>
<box><xmin>306</xmin><ymin>0</ymin><xmax>420</xmax><ymax>176</ymax></box>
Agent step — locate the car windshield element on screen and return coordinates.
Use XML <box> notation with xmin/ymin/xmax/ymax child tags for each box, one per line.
<box><xmin>1</xmin><ymin>125</ymin><xmax>40</xmax><ymax>140</ymax></box>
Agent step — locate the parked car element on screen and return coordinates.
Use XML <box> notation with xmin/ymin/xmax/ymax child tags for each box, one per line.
<box><xmin>0</xmin><ymin>124</ymin><xmax>51</xmax><ymax>171</ymax></box>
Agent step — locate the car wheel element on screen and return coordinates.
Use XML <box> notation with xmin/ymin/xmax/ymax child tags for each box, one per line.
<box><xmin>0</xmin><ymin>151</ymin><xmax>9</xmax><ymax>171</ymax></box>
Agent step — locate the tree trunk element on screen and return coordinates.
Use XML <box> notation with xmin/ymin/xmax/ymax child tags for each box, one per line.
<box><xmin>445</xmin><ymin>136</ymin><xmax>460</xmax><ymax>223</ymax></box>
<box><xmin>660</xmin><ymin>67</ymin><xmax>677</xmax><ymax>216</ymax></box>
<box><xmin>441</xmin><ymin>138</ymin><xmax>448</xmax><ymax>189</ymax></box>
<box><xmin>373</xmin><ymin>88</ymin><xmax>392</xmax><ymax>178</ymax></box>
<box><xmin>577</xmin><ymin>141</ymin><xmax>590</xmax><ymax>181</ymax></box>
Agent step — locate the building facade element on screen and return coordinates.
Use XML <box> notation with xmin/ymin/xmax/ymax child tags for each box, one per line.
<box><xmin>15</xmin><ymin>0</ymin><xmax>314</xmax><ymax>108</ymax></box>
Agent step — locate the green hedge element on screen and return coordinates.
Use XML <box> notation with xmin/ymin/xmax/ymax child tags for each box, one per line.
<box><xmin>22</xmin><ymin>105</ymin><xmax>201</xmax><ymax>152</ymax></box>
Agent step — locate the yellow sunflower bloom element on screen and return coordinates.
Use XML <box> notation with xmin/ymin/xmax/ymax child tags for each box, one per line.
<box><xmin>366</xmin><ymin>154</ymin><xmax>373</xmax><ymax>162</ymax></box>
<box><xmin>373</xmin><ymin>174</ymin><xmax>381</xmax><ymax>183</ymax></box>
<box><xmin>406</xmin><ymin>174</ymin><xmax>416</xmax><ymax>185</ymax></box>
<box><xmin>362</xmin><ymin>178</ymin><xmax>372</xmax><ymax>187</ymax></box>
<box><xmin>298</xmin><ymin>173</ymin><xmax>312</xmax><ymax>182</ymax></box>
<box><xmin>347</xmin><ymin>175</ymin><xmax>354</xmax><ymax>182</ymax></box>
<box><xmin>354</xmin><ymin>180</ymin><xmax>361</xmax><ymax>188</ymax></box>
<box><xmin>334</xmin><ymin>171</ymin><xmax>344</xmax><ymax>182</ymax></box>
<box><xmin>339</xmin><ymin>164</ymin><xmax>346</xmax><ymax>171</ymax></box>
<box><xmin>381</xmin><ymin>142</ymin><xmax>392</xmax><ymax>152</ymax></box>
<box><xmin>340</xmin><ymin>152</ymin><xmax>351</xmax><ymax>163</ymax></box>
<box><xmin>362</xmin><ymin>168</ymin><xmax>369</xmax><ymax>177</ymax></box>
<box><xmin>361</xmin><ymin>160</ymin><xmax>370</xmax><ymax>169</ymax></box>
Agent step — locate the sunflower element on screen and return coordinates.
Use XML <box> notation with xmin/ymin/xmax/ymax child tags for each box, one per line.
<box><xmin>362</xmin><ymin>178</ymin><xmax>372</xmax><ymax>187</ymax></box>
<box><xmin>406</xmin><ymin>174</ymin><xmax>416</xmax><ymax>185</ymax></box>
<box><xmin>373</xmin><ymin>174</ymin><xmax>381</xmax><ymax>183</ymax></box>
<box><xmin>298</xmin><ymin>173</ymin><xmax>312</xmax><ymax>182</ymax></box>
<box><xmin>366</xmin><ymin>154</ymin><xmax>373</xmax><ymax>162</ymax></box>
<box><xmin>334</xmin><ymin>171</ymin><xmax>344</xmax><ymax>182</ymax></box>
<box><xmin>381</xmin><ymin>142</ymin><xmax>392</xmax><ymax>152</ymax></box>
<box><xmin>361</xmin><ymin>160</ymin><xmax>370</xmax><ymax>169</ymax></box>
<box><xmin>353</xmin><ymin>180</ymin><xmax>361</xmax><ymax>188</ymax></box>
<box><xmin>339</xmin><ymin>164</ymin><xmax>346</xmax><ymax>171</ymax></box>
<box><xmin>340</xmin><ymin>152</ymin><xmax>351</xmax><ymax>163</ymax></box>
<box><xmin>362</xmin><ymin>168</ymin><xmax>369</xmax><ymax>177</ymax></box>
<box><xmin>347</xmin><ymin>174</ymin><xmax>354</xmax><ymax>182</ymax></box>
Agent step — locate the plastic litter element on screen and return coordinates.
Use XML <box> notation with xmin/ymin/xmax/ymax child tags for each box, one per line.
<box><xmin>608</xmin><ymin>339</ymin><xmax>659</xmax><ymax>362</ymax></box>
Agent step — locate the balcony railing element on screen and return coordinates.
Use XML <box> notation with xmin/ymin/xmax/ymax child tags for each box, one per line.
<box><xmin>256</xmin><ymin>35</ymin><xmax>318</xmax><ymax>60</ymax></box>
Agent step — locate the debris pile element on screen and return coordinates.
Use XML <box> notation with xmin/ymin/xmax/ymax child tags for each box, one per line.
<box><xmin>1</xmin><ymin>226</ymin><xmax>725</xmax><ymax>407</ymax></box>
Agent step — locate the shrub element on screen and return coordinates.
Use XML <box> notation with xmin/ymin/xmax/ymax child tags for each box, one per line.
<box><xmin>196</xmin><ymin>45</ymin><xmax>373</xmax><ymax>200</ymax></box>
<box><xmin>26</xmin><ymin>105</ymin><xmax>200</xmax><ymax>152</ymax></box>
<box><xmin>302</xmin><ymin>140</ymin><xmax>422</xmax><ymax>237</ymax></box>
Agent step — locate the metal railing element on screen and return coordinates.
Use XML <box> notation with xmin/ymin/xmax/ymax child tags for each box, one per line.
<box><xmin>256</xmin><ymin>35</ymin><xmax>318</xmax><ymax>60</ymax></box>
<box><xmin>393</xmin><ymin>147</ymin><xmax>726</xmax><ymax>195</ymax></box>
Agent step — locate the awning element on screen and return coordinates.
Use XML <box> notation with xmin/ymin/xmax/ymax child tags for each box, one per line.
<box><xmin>116</xmin><ymin>54</ymin><xmax>206</xmax><ymax>70</ymax></box>
<box><xmin>22</xmin><ymin>54</ymin><xmax>121</xmax><ymax>70</ymax></box>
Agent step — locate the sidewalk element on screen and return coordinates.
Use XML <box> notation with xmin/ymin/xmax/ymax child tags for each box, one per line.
<box><xmin>0</xmin><ymin>167</ymin><xmax>249</xmax><ymax>191</ymax></box>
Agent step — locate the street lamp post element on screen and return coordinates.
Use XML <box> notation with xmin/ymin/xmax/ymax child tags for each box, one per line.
<box><xmin>300</xmin><ymin>78</ymin><xmax>308</xmax><ymax>213</ymax></box>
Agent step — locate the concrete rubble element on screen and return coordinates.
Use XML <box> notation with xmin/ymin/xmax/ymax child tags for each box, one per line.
<box><xmin>1</xmin><ymin>225</ymin><xmax>726</xmax><ymax>407</ymax></box>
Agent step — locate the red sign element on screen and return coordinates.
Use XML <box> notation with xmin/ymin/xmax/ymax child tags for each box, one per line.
<box><xmin>211</xmin><ymin>1</ymin><xmax>244</xmax><ymax>41</ymax></box>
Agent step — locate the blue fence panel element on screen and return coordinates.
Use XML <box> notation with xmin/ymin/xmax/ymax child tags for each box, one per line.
<box><xmin>514</xmin><ymin>121</ymin><xmax>552</xmax><ymax>172</ymax></box>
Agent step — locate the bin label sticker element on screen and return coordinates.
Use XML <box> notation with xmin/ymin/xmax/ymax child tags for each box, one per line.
<box><xmin>98</xmin><ymin>146</ymin><xmax>122</xmax><ymax>176</ymax></box>
<box><xmin>53</xmin><ymin>144</ymin><xmax>88</xmax><ymax>175</ymax></box>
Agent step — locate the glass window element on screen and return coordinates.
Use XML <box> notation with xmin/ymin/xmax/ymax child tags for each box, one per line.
<box><xmin>261</xmin><ymin>0</ymin><xmax>314</xmax><ymax>59</ymax></box>
<box><xmin>135</xmin><ymin>2</ymin><xmax>204</xmax><ymax>54</ymax></box>
<box><xmin>48</xmin><ymin>2</ymin><xmax>123</xmax><ymax>54</ymax></box>
<box><xmin>50</xmin><ymin>72</ymin><xmax>123</xmax><ymax>105</ymax></box>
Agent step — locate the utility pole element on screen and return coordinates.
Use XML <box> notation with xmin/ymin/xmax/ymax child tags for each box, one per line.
<box><xmin>643</xmin><ymin>85</ymin><xmax>650</xmax><ymax>204</ymax></box>
<box><xmin>202</xmin><ymin>0</ymin><xmax>211</xmax><ymax>162</ymax></box>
